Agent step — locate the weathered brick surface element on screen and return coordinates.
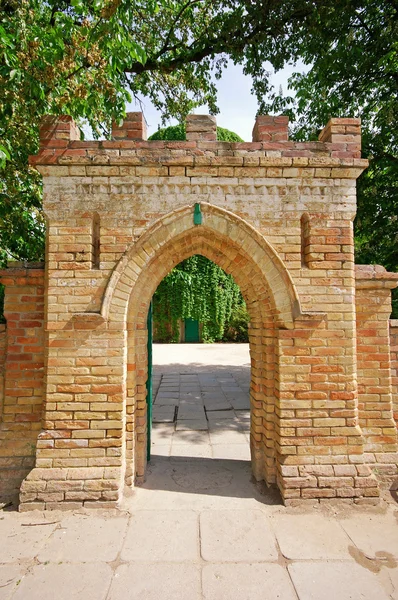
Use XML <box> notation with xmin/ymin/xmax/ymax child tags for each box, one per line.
<box><xmin>111</xmin><ymin>112</ymin><xmax>147</xmax><ymax>141</ymax></box>
<box><xmin>252</xmin><ymin>115</ymin><xmax>289</xmax><ymax>142</ymax></box>
<box><xmin>0</xmin><ymin>113</ymin><xmax>397</xmax><ymax>509</ymax></box>
<box><xmin>356</xmin><ymin>267</ymin><xmax>398</xmax><ymax>486</ymax></box>
<box><xmin>0</xmin><ymin>324</ymin><xmax>6</xmax><ymax>430</ymax></box>
<box><xmin>0</xmin><ymin>265</ymin><xmax>45</xmax><ymax>503</ymax></box>
<box><xmin>186</xmin><ymin>114</ymin><xmax>216</xmax><ymax>141</ymax></box>
<box><xmin>390</xmin><ymin>320</ymin><xmax>398</xmax><ymax>429</ymax></box>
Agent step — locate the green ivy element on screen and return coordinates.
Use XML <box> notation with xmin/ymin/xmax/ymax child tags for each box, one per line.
<box><xmin>149</xmin><ymin>124</ymin><xmax>243</xmax><ymax>142</ymax></box>
<box><xmin>153</xmin><ymin>255</ymin><xmax>246</xmax><ymax>343</ymax></box>
<box><xmin>223</xmin><ymin>304</ymin><xmax>249</xmax><ymax>342</ymax></box>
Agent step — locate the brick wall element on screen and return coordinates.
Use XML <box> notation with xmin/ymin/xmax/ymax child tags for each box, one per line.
<box><xmin>0</xmin><ymin>112</ymin><xmax>394</xmax><ymax>509</ymax></box>
<box><xmin>0</xmin><ymin>265</ymin><xmax>45</xmax><ymax>503</ymax></box>
<box><xmin>0</xmin><ymin>324</ymin><xmax>6</xmax><ymax>434</ymax></box>
<box><xmin>390</xmin><ymin>320</ymin><xmax>398</xmax><ymax>428</ymax></box>
<box><xmin>356</xmin><ymin>266</ymin><xmax>398</xmax><ymax>486</ymax></box>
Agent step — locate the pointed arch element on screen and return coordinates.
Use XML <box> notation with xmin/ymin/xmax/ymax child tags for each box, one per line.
<box><xmin>101</xmin><ymin>203</ymin><xmax>301</xmax><ymax>329</ymax></box>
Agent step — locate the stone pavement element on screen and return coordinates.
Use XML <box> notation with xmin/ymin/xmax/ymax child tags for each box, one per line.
<box><xmin>1</xmin><ymin>344</ymin><xmax>398</xmax><ymax>599</ymax></box>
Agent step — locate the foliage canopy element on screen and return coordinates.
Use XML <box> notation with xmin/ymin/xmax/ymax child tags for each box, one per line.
<box><xmin>265</xmin><ymin>0</ymin><xmax>398</xmax><ymax>313</ymax></box>
<box><xmin>0</xmin><ymin>0</ymin><xmax>375</xmax><ymax>263</ymax></box>
<box><xmin>0</xmin><ymin>0</ymin><xmax>397</xmax><ymax>316</ymax></box>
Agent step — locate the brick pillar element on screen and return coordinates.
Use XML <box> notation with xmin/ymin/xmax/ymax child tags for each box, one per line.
<box><xmin>356</xmin><ymin>266</ymin><xmax>398</xmax><ymax>484</ymax></box>
<box><xmin>39</xmin><ymin>115</ymin><xmax>80</xmax><ymax>148</ymax></box>
<box><xmin>185</xmin><ymin>115</ymin><xmax>217</xmax><ymax>141</ymax></box>
<box><xmin>301</xmin><ymin>214</ymin><xmax>353</xmax><ymax>270</ymax></box>
<box><xmin>275</xmin><ymin>210</ymin><xmax>381</xmax><ymax>504</ymax></box>
<box><xmin>0</xmin><ymin>265</ymin><xmax>45</xmax><ymax>504</ymax></box>
<box><xmin>319</xmin><ymin>118</ymin><xmax>361</xmax><ymax>157</ymax></box>
<box><xmin>111</xmin><ymin>112</ymin><xmax>147</xmax><ymax>140</ymax></box>
<box><xmin>0</xmin><ymin>324</ymin><xmax>6</xmax><ymax>426</ymax></box>
<box><xmin>390</xmin><ymin>320</ymin><xmax>398</xmax><ymax>428</ymax></box>
<box><xmin>252</xmin><ymin>115</ymin><xmax>289</xmax><ymax>142</ymax></box>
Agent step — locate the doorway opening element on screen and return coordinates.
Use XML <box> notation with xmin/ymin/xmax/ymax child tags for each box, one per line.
<box><xmin>149</xmin><ymin>256</ymin><xmax>251</xmax><ymax>469</ymax></box>
<box><xmin>113</xmin><ymin>204</ymin><xmax>299</xmax><ymax>498</ymax></box>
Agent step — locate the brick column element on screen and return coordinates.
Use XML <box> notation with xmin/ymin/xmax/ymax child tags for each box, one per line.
<box><xmin>112</xmin><ymin>112</ymin><xmax>147</xmax><ymax>140</ymax></box>
<box><xmin>0</xmin><ymin>324</ymin><xmax>6</xmax><ymax>427</ymax></box>
<box><xmin>355</xmin><ymin>266</ymin><xmax>398</xmax><ymax>484</ymax></box>
<box><xmin>390</xmin><ymin>320</ymin><xmax>398</xmax><ymax>428</ymax></box>
<box><xmin>0</xmin><ymin>265</ymin><xmax>45</xmax><ymax>504</ymax></box>
<box><xmin>275</xmin><ymin>209</ymin><xmax>381</xmax><ymax>503</ymax></box>
<box><xmin>40</xmin><ymin>115</ymin><xmax>80</xmax><ymax>148</ymax></box>
<box><xmin>252</xmin><ymin>115</ymin><xmax>289</xmax><ymax>142</ymax></box>
<box><xmin>185</xmin><ymin>115</ymin><xmax>217</xmax><ymax>141</ymax></box>
<box><xmin>319</xmin><ymin>118</ymin><xmax>361</xmax><ymax>157</ymax></box>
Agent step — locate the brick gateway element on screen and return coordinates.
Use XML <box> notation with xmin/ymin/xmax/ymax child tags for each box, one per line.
<box><xmin>0</xmin><ymin>113</ymin><xmax>397</xmax><ymax>510</ymax></box>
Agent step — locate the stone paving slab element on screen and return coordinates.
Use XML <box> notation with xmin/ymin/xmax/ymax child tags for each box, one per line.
<box><xmin>108</xmin><ymin>563</ymin><xmax>202</xmax><ymax>600</ymax></box>
<box><xmin>171</xmin><ymin>430</ymin><xmax>210</xmax><ymax>444</ymax></box>
<box><xmin>211</xmin><ymin>443</ymin><xmax>251</xmax><ymax>460</ymax></box>
<box><xmin>0</xmin><ymin>565</ymin><xmax>23</xmax><ymax>600</ymax></box>
<box><xmin>177</xmin><ymin>406</ymin><xmax>206</xmax><ymax>418</ymax></box>
<box><xmin>271</xmin><ymin>513</ymin><xmax>353</xmax><ymax>560</ymax></box>
<box><xmin>0</xmin><ymin>517</ymin><xmax>58</xmax><ymax>563</ymax></box>
<box><xmin>388</xmin><ymin>566</ymin><xmax>398</xmax><ymax>600</ymax></box>
<box><xmin>340</xmin><ymin>512</ymin><xmax>398</xmax><ymax>557</ymax></box>
<box><xmin>152</xmin><ymin>406</ymin><xmax>176</xmax><ymax>423</ymax></box>
<box><xmin>206</xmin><ymin>410</ymin><xmax>236</xmax><ymax>420</ymax></box>
<box><xmin>157</xmin><ymin>391</ymin><xmax>179</xmax><ymax>398</ymax></box>
<box><xmin>151</xmin><ymin>444</ymin><xmax>171</xmax><ymax>456</ymax></box>
<box><xmin>11</xmin><ymin>563</ymin><xmax>113</xmax><ymax>600</ymax></box>
<box><xmin>121</xmin><ymin>510</ymin><xmax>199</xmax><ymax>562</ymax></box>
<box><xmin>176</xmin><ymin>420</ymin><xmax>209</xmax><ymax>431</ymax></box>
<box><xmin>230</xmin><ymin>398</ymin><xmax>250</xmax><ymax>410</ymax></box>
<box><xmin>151</xmin><ymin>423</ymin><xmax>174</xmax><ymax>442</ymax></box>
<box><xmin>202</xmin><ymin>563</ymin><xmax>297</xmax><ymax>600</ymax></box>
<box><xmin>288</xmin><ymin>561</ymin><xmax>391</xmax><ymax>600</ymax></box>
<box><xmin>153</xmin><ymin>397</ymin><xmax>179</xmax><ymax>406</ymax></box>
<box><xmin>170</xmin><ymin>443</ymin><xmax>213</xmax><ymax>458</ymax></box>
<box><xmin>208</xmin><ymin>430</ymin><xmax>248</xmax><ymax>445</ymax></box>
<box><xmin>204</xmin><ymin>401</ymin><xmax>232</xmax><ymax>411</ymax></box>
<box><xmin>200</xmin><ymin>509</ymin><xmax>278</xmax><ymax>562</ymax></box>
<box><xmin>38</xmin><ymin>515</ymin><xmax>128</xmax><ymax>563</ymax></box>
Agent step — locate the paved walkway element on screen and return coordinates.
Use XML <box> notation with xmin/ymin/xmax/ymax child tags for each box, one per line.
<box><xmin>151</xmin><ymin>344</ymin><xmax>251</xmax><ymax>460</ymax></box>
<box><xmin>1</xmin><ymin>344</ymin><xmax>398</xmax><ymax>599</ymax></box>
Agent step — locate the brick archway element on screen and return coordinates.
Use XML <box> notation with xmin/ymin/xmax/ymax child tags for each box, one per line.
<box><xmin>102</xmin><ymin>203</ymin><xmax>301</xmax><ymax>328</ymax></box>
<box><xmin>102</xmin><ymin>203</ymin><xmax>301</xmax><ymax>489</ymax></box>
<box><xmin>2</xmin><ymin>111</ymin><xmax>396</xmax><ymax>510</ymax></box>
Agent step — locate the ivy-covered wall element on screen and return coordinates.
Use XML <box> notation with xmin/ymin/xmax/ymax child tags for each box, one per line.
<box><xmin>153</xmin><ymin>255</ymin><xmax>247</xmax><ymax>343</ymax></box>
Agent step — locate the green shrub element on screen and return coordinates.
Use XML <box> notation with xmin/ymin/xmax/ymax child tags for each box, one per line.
<box><xmin>223</xmin><ymin>303</ymin><xmax>249</xmax><ymax>342</ymax></box>
<box><xmin>149</xmin><ymin>123</ymin><xmax>243</xmax><ymax>142</ymax></box>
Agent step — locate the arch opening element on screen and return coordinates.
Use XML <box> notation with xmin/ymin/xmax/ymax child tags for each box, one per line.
<box><xmin>149</xmin><ymin>255</ymin><xmax>252</xmax><ymax>475</ymax></box>
<box><xmin>101</xmin><ymin>204</ymin><xmax>298</xmax><ymax>495</ymax></box>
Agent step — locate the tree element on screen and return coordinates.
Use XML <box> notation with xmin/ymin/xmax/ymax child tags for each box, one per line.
<box><xmin>1</xmin><ymin>0</ymin><xmax>346</xmax><ymax>264</ymax></box>
<box><xmin>1</xmin><ymin>1</ymin><xmax>397</xmax><ymax>313</ymax></box>
<box><xmin>265</xmin><ymin>0</ymin><xmax>398</xmax><ymax>313</ymax></box>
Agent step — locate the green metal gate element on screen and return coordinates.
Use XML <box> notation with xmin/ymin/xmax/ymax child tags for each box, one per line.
<box><xmin>184</xmin><ymin>318</ymin><xmax>200</xmax><ymax>342</ymax></box>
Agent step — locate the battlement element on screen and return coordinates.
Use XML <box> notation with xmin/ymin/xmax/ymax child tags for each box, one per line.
<box><xmin>30</xmin><ymin>113</ymin><xmax>366</xmax><ymax>173</ymax></box>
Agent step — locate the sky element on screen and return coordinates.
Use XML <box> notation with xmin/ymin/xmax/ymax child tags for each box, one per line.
<box><xmin>126</xmin><ymin>60</ymin><xmax>306</xmax><ymax>142</ymax></box>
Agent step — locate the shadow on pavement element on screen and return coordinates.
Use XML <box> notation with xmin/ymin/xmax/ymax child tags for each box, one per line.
<box><xmin>141</xmin><ymin>455</ymin><xmax>283</xmax><ymax>506</ymax></box>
